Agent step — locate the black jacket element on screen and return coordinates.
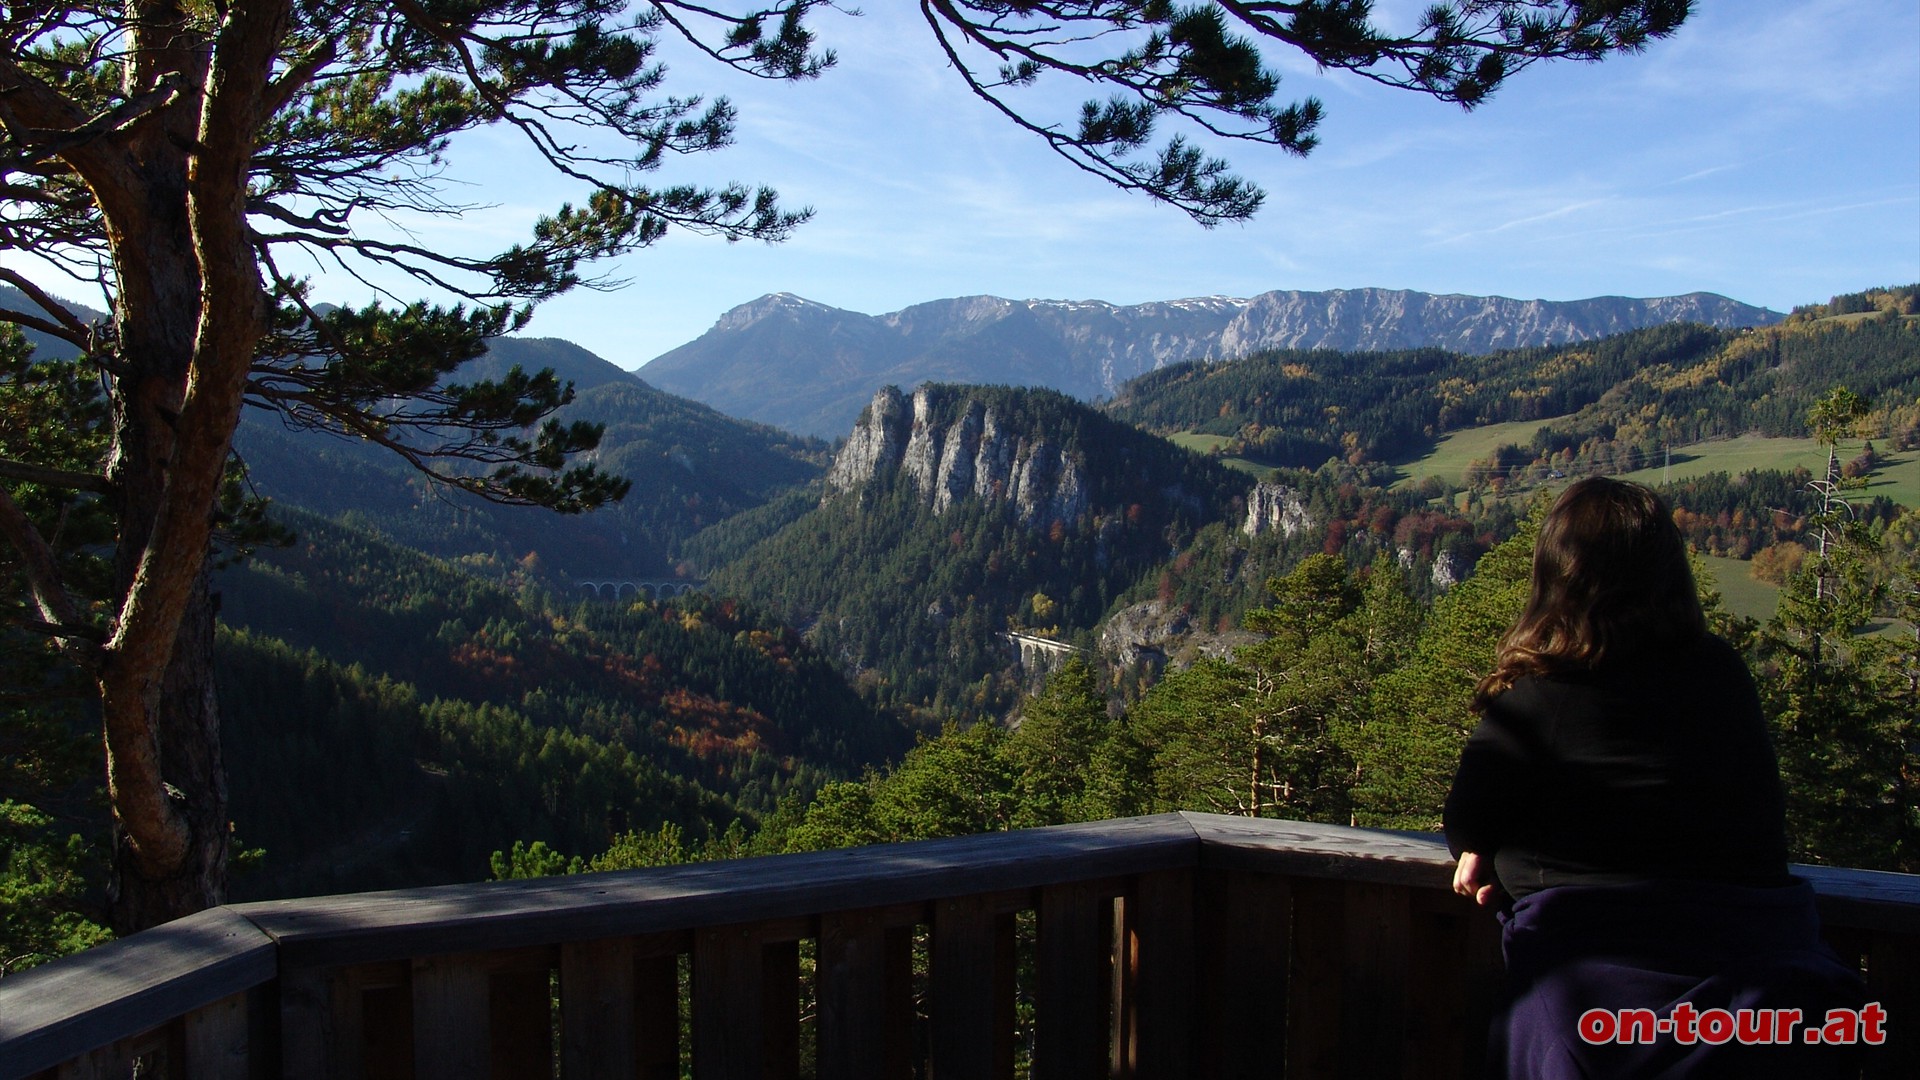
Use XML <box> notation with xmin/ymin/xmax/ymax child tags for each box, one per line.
<box><xmin>1444</xmin><ymin>634</ymin><xmax>1790</xmax><ymax>900</ymax></box>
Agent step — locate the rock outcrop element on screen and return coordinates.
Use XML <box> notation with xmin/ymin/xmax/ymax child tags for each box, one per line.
<box><xmin>1242</xmin><ymin>482</ymin><xmax>1314</xmax><ymax>538</ymax></box>
<box><xmin>1099</xmin><ymin>599</ymin><xmax>1262</xmax><ymax>677</ymax></box>
<box><xmin>827</xmin><ymin>386</ymin><xmax>1089</xmax><ymax>526</ymax></box>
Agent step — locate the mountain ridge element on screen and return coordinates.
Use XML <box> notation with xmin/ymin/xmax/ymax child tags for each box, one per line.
<box><xmin>639</xmin><ymin>287</ymin><xmax>1782</xmax><ymax>437</ymax></box>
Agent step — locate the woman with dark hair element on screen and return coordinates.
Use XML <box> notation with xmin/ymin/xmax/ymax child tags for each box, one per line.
<box><xmin>1445</xmin><ymin>477</ymin><xmax>1864</xmax><ymax>1078</ymax></box>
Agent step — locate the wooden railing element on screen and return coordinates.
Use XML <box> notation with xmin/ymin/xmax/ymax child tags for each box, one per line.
<box><xmin>3</xmin><ymin>812</ymin><xmax>1915</xmax><ymax>1079</ymax></box>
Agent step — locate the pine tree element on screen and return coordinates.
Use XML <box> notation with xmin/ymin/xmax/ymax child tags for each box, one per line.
<box><xmin>0</xmin><ymin>1</ymin><xmax>1697</xmax><ymax>930</ymax></box>
<box><xmin>1758</xmin><ymin>388</ymin><xmax>1917</xmax><ymax>870</ymax></box>
<box><xmin>1005</xmin><ymin>658</ymin><xmax>1108</xmax><ymax>828</ymax></box>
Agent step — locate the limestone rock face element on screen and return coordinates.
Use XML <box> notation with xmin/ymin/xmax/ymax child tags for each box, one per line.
<box><xmin>826</xmin><ymin>385</ymin><xmax>909</xmax><ymax>492</ymax></box>
<box><xmin>1099</xmin><ymin>599</ymin><xmax>1262</xmax><ymax>676</ymax></box>
<box><xmin>930</xmin><ymin>401</ymin><xmax>982</xmax><ymax>514</ymax></box>
<box><xmin>826</xmin><ymin>386</ymin><xmax>1091</xmax><ymax>526</ymax></box>
<box><xmin>1243</xmin><ymin>482</ymin><xmax>1314</xmax><ymax>537</ymax></box>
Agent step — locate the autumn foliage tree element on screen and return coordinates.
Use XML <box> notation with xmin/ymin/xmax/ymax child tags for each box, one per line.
<box><xmin>0</xmin><ymin>1</ymin><xmax>1693</xmax><ymax>932</ymax></box>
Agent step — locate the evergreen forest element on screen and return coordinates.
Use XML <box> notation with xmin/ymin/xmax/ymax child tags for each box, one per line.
<box><xmin>6</xmin><ymin>286</ymin><xmax>1919</xmax><ymax>975</ymax></box>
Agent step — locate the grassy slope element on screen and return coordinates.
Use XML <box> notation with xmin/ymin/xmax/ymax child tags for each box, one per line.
<box><xmin>1166</xmin><ymin>431</ymin><xmax>1273</xmax><ymax>477</ymax></box>
<box><xmin>1696</xmin><ymin>553</ymin><xmax>1780</xmax><ymax>624</ymax></box>
<box><xmin>1383</xmin><ymin>415</ymin><xmax>1574</xmax><ymax>488</ymax></box>
<box><xmin>1614</xmin><ymin>437</ymin><xmax>1920</xmax><ymax>507</ymax></box>
<box><xmin>1382</xmin><ymin>424</ymin><xmax>1919</xmax><ymax>509</ymax></box>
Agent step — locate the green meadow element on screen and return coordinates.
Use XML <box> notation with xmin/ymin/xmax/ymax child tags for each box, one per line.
<box><xmin>1385</xmin><ymin>416</ymin><xmax>1573</xmax><ymax>488</ymax></box>
<box><xmin>1616</xmin><ymin>435</ymin><xmax>1920</xmax><ymax>508</ymax></box>
<box><xmin>1696</xmin><ymin>553</ymin><xmax>1781</xmax><ymax>624</ymax></box>
<box><xmin>1167</xmin><ymin>431</ymin><xmax>1274</xmax><ymax>477</ymax></box>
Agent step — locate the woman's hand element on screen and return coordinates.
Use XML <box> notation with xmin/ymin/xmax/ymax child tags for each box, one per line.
<box><xmin>1452</xmin><ymin>850</ymin><xmax>1500</xmax><ymax>907</ymax></box>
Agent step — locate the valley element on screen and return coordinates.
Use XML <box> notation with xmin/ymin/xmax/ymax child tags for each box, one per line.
<box><xmin>8</xmin><ymin>283</ymin><xmax>1918</xmax><ymax>968</ymax></box>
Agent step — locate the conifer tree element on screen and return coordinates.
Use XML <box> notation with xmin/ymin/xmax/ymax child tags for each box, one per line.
<box><xmin>1759</xmin><ymin>388</ymin><xmax>1917</xmax><ymax>870</ymax></box>
<box><xmin>1006</xmin><ymin>658</ymin><xmax>1109</xmax><ymax>827</ymax></box>
<box><xmin>0</xmin><ymin>1</ymin><xmax>1694</xmax><ymax>930</ymax></box>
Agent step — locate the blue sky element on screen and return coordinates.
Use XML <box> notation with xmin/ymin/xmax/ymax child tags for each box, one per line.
<box><xmin>329</xmin><ymin>0</ymin><xmax>1920</xmax><ymax>369</ymax></box>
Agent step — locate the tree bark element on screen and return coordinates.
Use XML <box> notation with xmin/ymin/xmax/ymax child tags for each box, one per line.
<box><xmin>106</xmin><ymin>577</ymin><xmax>228</xmax><ymax>933</ymax></box>
<box><xmin>90</xmin><ymin>0</ymin><xmax>290</xmax><ymax>933</ymax></box>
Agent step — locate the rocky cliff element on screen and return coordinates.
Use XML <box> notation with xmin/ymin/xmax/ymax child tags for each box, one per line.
<box><xmin>639</xmin><ymin>288</ymin><xmax>1782</xmax><ymax>437</ymax></box>
<box><xmin>827</xmin><ymin>386</ymin><xmax>1087</xmax><ymax>527</ymax></box>
<box><xmin>1242</xmin><ymin>482</ymin><xmax>1314</xmax><ymax>538</ymax></box>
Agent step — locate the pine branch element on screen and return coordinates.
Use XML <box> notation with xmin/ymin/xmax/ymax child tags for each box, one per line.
<box><xmin>0</xmin><ymin>458</ymin><xmax>110</xmax><ymax>492</ymax></box>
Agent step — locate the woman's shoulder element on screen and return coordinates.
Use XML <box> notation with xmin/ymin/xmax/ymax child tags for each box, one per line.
<box><xmin>1497</xmin><ymin>632</ymin><xmax>1741</xmax><ymax>705</ymax></box>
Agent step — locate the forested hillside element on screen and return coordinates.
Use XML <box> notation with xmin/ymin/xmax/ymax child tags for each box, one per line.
<box><xmin>533</xmin><ymin>493</ymin><xmax>1917</xmax><ymax>888</ymax></box>
<box><xmin>210</xmin><ymin>508</ymin><xmax>908</xmax><ymax>900</ymax></box>
<box><xmin>1111</xmin><ymin>297</ymin><xmax>1920</xmax><ymax>480</ymax></box>
<box><xmin>236</xmin><ymin>335</ymin><xmax>827</xmax><ymax>579</ymax></box>
<box><xmin>700</xmin><ymin>385</ymin><xmax>1249</xmax><ymax>721</ymax></box>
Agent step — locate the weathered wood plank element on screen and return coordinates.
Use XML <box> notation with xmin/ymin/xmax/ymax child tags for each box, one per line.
<box><xmin>1193</xmin><ymin>868</ymin><xmax>1290</xmax><ymax>1080</ymax></box>
<box><xmin>1798</xmin><ymin>865</ymin><xmax>1920</xmax><ymax>935</ymax></box>
<box><xmin>0</xmin><ymin>907</ymin><xmax>275</xmax><ymax>1080</ymax></box>
<box><xmin>232</xmin><ymin>816</ymin><xmax>1201</xmax><ymax>970</ymax></box>
<box><xmin>53</xmin><ymin>1039</ymin><xmax>130</xmax><ymax>1080</ymax></box>
<box><xmin>1185</xmin><ymin>814</ymin><xmax>1455</xmax><ymax>892</ymax></box>
<box><xmin>562</xmin><ymin>938</ymin><xmax>634</xmax><ymax>1080</ymax></box>
<box><xmin>692</xmin><ymin>926</ymin><xmax>762</xmax><ymax>1080</ymax></box>
<box><xmin>816</xmin><ymin>909</ymin><xmax>887</xmax><ymax>1080</ymax></box>
<box><xmin>277</xmin><ymin>966</ymin><xmax>338</xmax><ymax>1080</ymax></box>
<box><xmin>930</xmin><ymin>895</ymin><xmax>998</xmax><ymax>1078</ymax></box>
<box><xmin>1033</xmin><ymin>881</ymin><xmax>1111</xmax><ymax>1080</ymax></box>
<box><xmin>184</xmin><ymin>990</ymin><xmax>254</xmax><ymax>1080</ymax></box>
<box><xmin>1402</xmin><ymin>891</ymin><xmax>1499</xmax><ymax>1080</ymax></box>
<box><xmin>488</xmin><ymin>955</ymin><xmax>552</xmax><ymax>1080</ymax></box>
<box><xmin>411</xmin><ymin>955</ymin><xmax>490</xmax><ymax>1080</ymax></box>
<box><xmin>1285</xmin><ymin>878</ymin><xmax>1345</xmax><ymax>1080</ymax></box>
<box><xmin>762</xmin><ymin>940</ymin><xmax>800</xmax><ymax>1080</ymax></box>
<box><xmin>1124</xmin><ymin>870</ymin><xmax>1194</xmax><ymax>1079</ymax></box>
<box><xmin>633</xmin><ymin>954</ymin><xmax>680</xmax><ymax>1080</ymax></box>
<box><xmin>1338</xmin><ymin>881</ymin><xmax>1411</xmax><ymax>1079</ymax></box>
<box><xmin>362</xmin><ymin>970</ymin><xmax>415</xmax><ymax>1080</ymax></box>
<box><xmin>883</xmin><ymin>926</ymin><xmax>915</xmax><ymax>1080</ymax></box>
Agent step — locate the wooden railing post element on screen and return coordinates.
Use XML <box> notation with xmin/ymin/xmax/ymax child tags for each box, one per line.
<box><xmin>1284</xmin><ymin>878</ymin><xmax>1344</xmax><ymax>1080</ymax></box>
<box><xmin>634</xmin><ymin>950</ymin><xmax>682</xmax><ymax>1080</ymax></box>
<box><xmin>1122</xmin><ymin>869</ymin><xmax>1195</xmax><ymax>1078</ymax></box>
<box><xmin>1191</xmin><ymin>867</ymin><xmax>1291</xmax><ymax>1079</ymax></box>
<box><xmin>562</xmin><ymin>938</ymin><xmax>634</xmax><ymax>1080</ymax></box>
<box><xmin>1034</xmin><ymin>881</ymin><xmax>1112</xmax><ymax>1080</ymax></box>
<box><xmin>761</xmin><ymin>939</ymin><xmax>801</xmax><ymax>1080</ymax></box>
<box><xmin>930</xmin><ymin>895</ymin><xmax>1011</xmax><ymax>1079</ymax></box>
<box><xmin>816</xmin><ymin>907</ymin><xmax>915</xmax><ymax>1080</ymax></box>
<box><xmin>410</xmin><ymin>954</ymin><xmax>490</xmax><ymax>1080</ymax></box>
<box><xmin>693</xmin><ymin>925</ymin><xmax>763</xmax><ymax>1080</ymax></box>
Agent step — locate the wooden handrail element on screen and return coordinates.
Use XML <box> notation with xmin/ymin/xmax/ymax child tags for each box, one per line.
<box><xmin>2</xmin><ymin>812</ymin><xmax>1914</xmax><ymax>1079</ymax></box>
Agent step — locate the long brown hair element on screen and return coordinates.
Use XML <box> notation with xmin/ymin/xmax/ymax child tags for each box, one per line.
<box><xmin>1472</xmin><ymin>477</ymin><xmax>1706</xmax><ymax>711</ymax></box>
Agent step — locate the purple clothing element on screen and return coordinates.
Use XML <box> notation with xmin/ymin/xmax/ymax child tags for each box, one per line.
<box><xmin>1445</xmin><ymin>634</ymin><xmax>1865</xmax><ymax>1077</ymax></box>
<box><xmin>1496</xmin><ymin>879</ymin><xmax>1865</xmax><ymax>1079</ymax></box>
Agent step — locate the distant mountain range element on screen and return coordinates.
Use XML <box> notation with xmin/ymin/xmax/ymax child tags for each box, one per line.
<box><xmin>638</xmin><ymin>289</ymin><xmax>1784</xmax><ymax>438</ymax></box>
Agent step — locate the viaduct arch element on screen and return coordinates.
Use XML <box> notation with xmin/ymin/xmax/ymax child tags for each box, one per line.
<box><xmin>574</xmin><ymin>579</ymin><xmax>707</xmax><ymax>602</ymax></box>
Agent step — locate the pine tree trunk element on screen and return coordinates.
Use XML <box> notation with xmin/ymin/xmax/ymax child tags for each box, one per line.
<box><xmin>87</xmin><ymin>0</ymin><xmax>288</xmax><ymax>933</ymax></box>
<box><xmin>108</xmin><ymin>578</ymin><xmax>228</xmax><ymax>933</ymax></box>
<box><xmin>100</xmin><ymin>235</ymin><xmax>231</xmax><ymax>933</ymax></box>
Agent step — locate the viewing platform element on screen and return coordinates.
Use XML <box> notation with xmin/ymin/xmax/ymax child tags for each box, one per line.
<box><xmin>3</xmin><ymin>812</ymin><xmax>1914</xmax><ymax>1079</ymax></box>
